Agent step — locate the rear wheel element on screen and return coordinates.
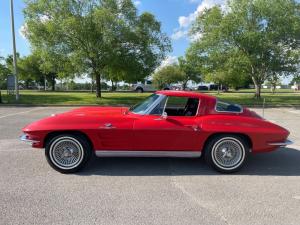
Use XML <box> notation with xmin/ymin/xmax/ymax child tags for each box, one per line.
<box><xmin>204</xmin><ymin>135</ymin><xmax>249</xmax><ymax>173</ymax></box>
<box><xmin>45</xmin><ymin>134</ymin><xmax>92</xmax><ymax>173</ymax></box>
<box><xmin>136</xmin><ymin>87</ymin><xmax>144</xmax><ymax>93</ymax></box>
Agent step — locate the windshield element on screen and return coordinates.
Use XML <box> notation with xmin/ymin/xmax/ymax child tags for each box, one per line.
<box><xmin>130</xmin><ymin>94</ymin><xmax>160</xmax><ymax>114</ymax></box>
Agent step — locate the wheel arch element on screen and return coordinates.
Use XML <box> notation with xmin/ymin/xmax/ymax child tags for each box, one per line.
<box><xmin>43</xmin><ymin>130</ymin><xmax>94</xmax><ymax>151</ymax></box>
<box><xmin>135</xmin><ymin>87</ymin><xmax>144</xmax><ymax>91</ymax></box>
<box><xmin>202</xmin><ymin>132</ymin><xmax>252</xmax><ymax>154</ymax></box>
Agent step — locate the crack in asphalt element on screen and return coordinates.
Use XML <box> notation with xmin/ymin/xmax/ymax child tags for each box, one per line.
<box><xmin>167</xmin><ymin>159</ymin><xmax>230</xmax><ymax>225</ymax></box>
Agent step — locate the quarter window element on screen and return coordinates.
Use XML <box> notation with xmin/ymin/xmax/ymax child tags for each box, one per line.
<box><xmin>215</xmin><ymin>100</ymin><xmax>242</xmax><ymax>113</ymax></box>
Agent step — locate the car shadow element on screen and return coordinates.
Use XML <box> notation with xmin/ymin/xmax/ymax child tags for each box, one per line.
<box><xmin>77</xmin><ymin>147</ymin><xmax>300</xmax><ymax>176</ymax></box>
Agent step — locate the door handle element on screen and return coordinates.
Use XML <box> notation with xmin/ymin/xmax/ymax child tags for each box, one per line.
<box><xmin>184</xmin><ymin>125</ymin><xmax>200</xmax><ymax>131</ymax></box>
<box><xmin>99</xmin><ymin>123</ymin><xmax>116</xmax><ymax>129</ymax></box>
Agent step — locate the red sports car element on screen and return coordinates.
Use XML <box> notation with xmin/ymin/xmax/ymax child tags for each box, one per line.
<box><xmin>21</xmin><ymin>91</ymin><xmax>292</xmax><ymax>173</ymax></box>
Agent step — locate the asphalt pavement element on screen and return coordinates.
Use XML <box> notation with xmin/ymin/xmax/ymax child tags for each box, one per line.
<box><xmin>0</xmin><ymin>106</ymin><xmax>300</xmax><ymax>225</ymax></box>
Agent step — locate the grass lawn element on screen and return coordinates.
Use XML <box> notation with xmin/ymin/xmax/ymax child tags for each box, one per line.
<box><xmin>1</xmin><ymin>90</ymin><xmax>300</xmax><ymax>107</ymax></box>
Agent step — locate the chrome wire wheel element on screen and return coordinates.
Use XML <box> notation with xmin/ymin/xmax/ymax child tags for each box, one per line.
<box><xmin>49</xmin><ymin>137</ymin><xmax>84</xmax><ymax>170</ymax></box>
<box><xmin>211</xmin><ymin>137</ymin><xmax>245</xmax><ymax>170</ymax></box>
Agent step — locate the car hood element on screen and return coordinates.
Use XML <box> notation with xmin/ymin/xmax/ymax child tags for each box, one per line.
<box><xmin>23</xmin><ymin>106</ymin><xmax>130</xmax><ymax>132</ymax></box>
<box><xmin>63</xmin><ymin>106</ymin><xmax>129</xmax><ymax>117</ymax></box>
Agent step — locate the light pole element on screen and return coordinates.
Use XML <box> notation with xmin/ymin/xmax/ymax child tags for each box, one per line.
<box><xmin>10</xmin><ymin>0</ymin><xmax>19</xmax><ymax>101</ymax></box>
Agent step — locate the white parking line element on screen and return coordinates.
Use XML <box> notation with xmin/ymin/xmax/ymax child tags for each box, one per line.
<box><xmin>0</xmin><ymin>108</ymin><xmax>42</xmax><ymax>119</ymax></box>
<box><xmin>288</xmin><ymin>110</ymin><xmax>300</xmax><ymax>115</ymax></box>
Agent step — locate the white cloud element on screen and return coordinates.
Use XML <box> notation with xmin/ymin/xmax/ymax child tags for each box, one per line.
<box><xmin>155</xmin><ymin>56</ymin><xmax>178</xmax><ymax>72</ymax></box>
<box><xmin>161</xmin><ymin>55</ymin><xmax>178</xmax><ymax>67</ymax></box>
<box><xmin>178</xmin><ymin>16</ymin><xmax>190</xmax><ymax>28</ymax></box>
<box><xmin>19</xmin><ymin>24</ymin><xmax>28</xmax><ymax>39</ymax></box>
<box><xmin>171</xmin><ymin>30</ymin><xmax>188</xmax><ymax>40</ymax></box>
<box><xmin>18</xmin><ymin>15</ymin><xmax>51</xmax><ymax>40</ymax></box>
<box><xmin>134</xmin><ymin>1</ymin><xmax>141</xmax><ymax>6</ymax></box>
<box><xmin>172</xmin><ymin>0</ymin><xmax>227</xmax><ymax>41</ymax></box>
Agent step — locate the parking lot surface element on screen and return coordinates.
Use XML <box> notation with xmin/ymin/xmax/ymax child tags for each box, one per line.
<box><xmin>0</xmin><ymin>106</ymin><xmax>300</xmax><ymax>225</ymax></box>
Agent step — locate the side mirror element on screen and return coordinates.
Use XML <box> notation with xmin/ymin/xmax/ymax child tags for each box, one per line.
<box><xmin>161</xmin><ymin>112</ymin><xmax>168</xmax><ymax>119</ymax></box>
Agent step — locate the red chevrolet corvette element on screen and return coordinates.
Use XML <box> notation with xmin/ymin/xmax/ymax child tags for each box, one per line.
<box><xmin>21</xmin><ymin>91</ymin><xmax>292</xmax><ymax>173</ymax></box>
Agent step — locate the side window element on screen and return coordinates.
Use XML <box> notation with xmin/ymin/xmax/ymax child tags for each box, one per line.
<box><xmin>146</xmin><ymin>80</ymin><xmax>152</xmax><ymax>85</ymax></box>
<box><xmin>165</xmin><ymin>96</ymin><xmax>199</xmax><ymax>116</ymax></box>
<box><xmin>216</xmin><ymin>100</ymin><xmax>242</xmax><ymax>113</ymax></box>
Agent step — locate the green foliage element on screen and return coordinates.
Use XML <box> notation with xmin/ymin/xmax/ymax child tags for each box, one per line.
<box><xmin>189</xmin><ymin>0</ymin><xmax>300</xmax><ymax>97</ymax></box>
<box><xmin>24</xmin><ymin>0</ymin><xmax>171</xmax><ymax>97</ymax></box>
<box><xmin>0</xmin><ymin>57</ymin><xmax>10</xmax><ymax>89</ymax></box>
<box><xmin>290</xmin><ymin>71</ymin><xmax>300</xmax><ymax>84</ymax></box>
<box><xmin>153</xmin><ymin>64</ymin><xmax>185</xmax><ymax>89</ymax></box>
<box><xmin>178</xmin><ymin>56</ymin><xmax>202</xmax><ymax>89</ymax></box>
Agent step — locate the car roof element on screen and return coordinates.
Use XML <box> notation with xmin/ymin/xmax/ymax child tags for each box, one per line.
<box><xmin>156</xmin><ymin>90</ymin><xmax>216</xmax><ymax>100</ymax></box>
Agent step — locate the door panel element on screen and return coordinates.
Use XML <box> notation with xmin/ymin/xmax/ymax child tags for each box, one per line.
<box><xmin>133</xmin><ymin>115</ymin><xmax>202</xmax><ymax>151</ymax></box>
<box><xmin>96</xmin><ymin>116</ymin><xmax>134</xmax><ymax>150</ymax></box>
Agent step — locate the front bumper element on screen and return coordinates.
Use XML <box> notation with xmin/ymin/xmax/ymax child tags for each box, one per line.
<box><xmin>268</xmin><ymin>139</ymin><xmax>293</xmax><ymax>147</ymax></box>
<box><xmin>20</xmin><ymin>134</ymin><xmax>41</xmax><ymax>144</ymax></box>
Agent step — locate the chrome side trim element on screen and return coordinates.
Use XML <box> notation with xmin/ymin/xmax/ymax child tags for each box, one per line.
<box><xmin>95</xmin><ymin>150</ymin><xmax>201</xmax><ymax>158</ymax></box>
<box><xmin>20</xmin><ymin>134</ymin><xmax>40</xmax><ymax>144</ymax></box>
<box><xmin>268</xmin><ymin>139</ymin><xmax>293</xmax><ymax>146</ymax></box>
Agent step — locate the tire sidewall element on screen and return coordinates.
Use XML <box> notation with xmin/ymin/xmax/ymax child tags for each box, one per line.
<box><xmin>45</xmin><ymin>134</ymin><xmax>91</xmax><ymax>173</ymax></box>
<box><xmin>136</xmin><ymin>88</ymin><xmax>143</xmax><ymax>93</ymax></box>
<box><xmin>205</xmin><ymin>135</ymin><xmax>249</xmax><ymax>173</ymax></box>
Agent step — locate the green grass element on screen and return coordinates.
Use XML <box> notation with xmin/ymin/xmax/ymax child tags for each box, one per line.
<box><xmin>215</xmin><ymin>92</ymin><xmax>300</xmax><ymax>106</ymax></box>
<box><xmin>1</xmin><ymin>90</ymin><xmax>300</xmax><ymax>107</ymax></box>
<box><xmin>233</xmin><ymin>88</ymin><xmax>295</xmax><ymax>93</ymax></box>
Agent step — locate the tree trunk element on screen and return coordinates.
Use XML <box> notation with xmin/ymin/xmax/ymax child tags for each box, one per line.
<box><xmin>91</xmin><ymin>76</ymin><xmax>94</xmax><ymax>93</ymax></box>
<box><xmin>271</xmin><ymin>83</ymin><xmax>276</xmax><ymax>94</ymax></box>
<box><xmin>111</xmin><ymin>80</ymin><xmax>115</xmax><ymax>92</ymax></box>
<box><xmin>44</xmin><ymin>75</ymin><xmax>47</xmax><ymax>91</ymax></box>
<box><xmin>51</xmin><ymin>74</ymin><xmax>55</xmax><ymax>91</ymax></box>
<box><xmin>95</xmin><ymin>73</ymin><xmax>101</xmax><ymax>98</ymax></box>
<box><xmin>252</xmin><ymin>76</ymin><xmax>261</xmax><ymax>99</ymax></box>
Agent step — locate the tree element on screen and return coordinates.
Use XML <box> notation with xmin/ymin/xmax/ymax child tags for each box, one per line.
<box><xmin>266</xmin><ymin>73</ymin><xmax>282</xmax><ymax>93</ymax></box>
<box><xmin>24</xmin><ymin>0</ymin><xmax>171</xmax><ymax>97</ymax></box>
<box><xmin>153</xmin><ymin>64</ymin><xmax>185</xmax><ymax>89</ymax></box>
<box><xmin>18</xmin><ymin>53</ymin><xmax>45</xmax><ymax>89</ymax></box>
<box><xmin>189</xmin><ymin>0</ymin><xmax>300</xmax><ymax>98</ymax></box>
<box><xmin>0</xmin><ymin>56</ymin><xmax>10</xmax><ymax>89</ymax></box>
<box><xmin>178</xmin><ymin>56</ymin><xmax>202</xmax><ymax>90</ymax></box>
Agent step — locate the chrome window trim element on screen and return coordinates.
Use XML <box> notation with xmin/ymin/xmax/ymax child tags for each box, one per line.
<box><xmin>215</xmin><ymin>99</ymin><xmax>243</xmax><ymax>114</ymax></box>
<box><xmin>133</xmin><ymin>94</ymin><xmax>201</xmax><ymax>117</ymax></box>
<box><xmin>161</xmin><ymin>96</ymin><xmax>200</xmax><ymax>117</ymax></box>
<box><xmin>144</xmin><ymin>94</ymin><xmax>167</xmax><ymax>115</ymax></box>
<box><xmin>95</xmin><ymin>150</ymin><xmax>201</xmax><ymax>158</ymax></box>
<box><xmin>130</xmin><ymin>94</ymin><xmax>166</xmax><ymax>115</ymax></box>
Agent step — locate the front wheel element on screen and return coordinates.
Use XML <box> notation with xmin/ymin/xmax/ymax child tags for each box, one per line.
<box><xmin>204</xmin><ymin>135</ymin><xmax>249</xmax><ymax>173</ymax></box>
<box><xmin>45</xmin><ymin>134</ymin><xmax>92</xmax><ymax>173</ymax></box>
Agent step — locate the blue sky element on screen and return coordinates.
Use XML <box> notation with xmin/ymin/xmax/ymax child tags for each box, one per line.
<box><xmin>0</xmin><ymin>0</ymin><xmax>220</xmax><ymax>61</ymax></box>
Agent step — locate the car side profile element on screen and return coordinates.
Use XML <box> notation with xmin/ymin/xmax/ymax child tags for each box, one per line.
<box><xmin>21</xmin><ymin>91</ymin><xmax>292</xmax><ymax>173</ymax></box>
<box><xmin>132</xmin><ymin>80</ymin><xmax>170</xmax><ymax>93</ymax></box>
